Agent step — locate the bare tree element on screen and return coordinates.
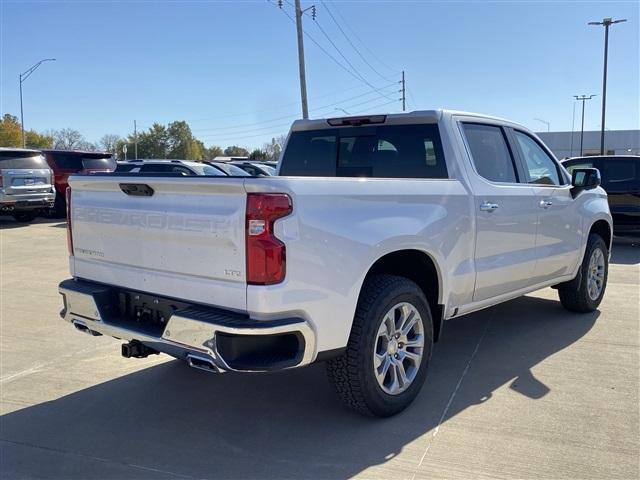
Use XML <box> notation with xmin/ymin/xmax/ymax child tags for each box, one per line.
<box><xmin>99</xmin><ymin>134</ymin><xmax>122</xmax><ymax>154</ymax></box>
<box><xmin>263</xmin><ymin>134</ymin><xmax>287</xmax><ymax>160</ymax></box>
<box><xmin>51</xmin><ymin>128</ymin><xmax>96</xmax><ymax>150</ymax></box>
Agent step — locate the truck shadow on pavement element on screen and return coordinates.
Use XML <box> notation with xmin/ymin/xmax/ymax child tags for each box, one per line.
<box><xmin>1</xmin><ymin>295</ymin><xmax>598</xmax><ymax>479</ymax></box>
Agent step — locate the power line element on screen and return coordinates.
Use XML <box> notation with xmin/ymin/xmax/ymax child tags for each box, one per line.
<box><xmin>320</xmin><ymin>1</ymin><xmax>393</xmax><ymax>82</ymax></box>
<box><xmin>275</xmin><ymin>2</ymin><xmax>395</xmax><ymax>103</ymax></box>
<box><xmin>198</xmin><ymin>91</ymin><xmax>400</xmax><ymax>139</ymax></box>
<box><xmin>192</xmin><ymin>81</ymin><xmax>397</xmax><ymax>133</ymax></box>
<box><xmin>329</xmin><ymin>2</ymin><xmax>398</xmax><ymax>74</ymax></box>
<box><xmin>309</xmin><ymin>13</ymin><xmax>396</xmax><ymax>101</ymax></box>
<box><xmin>205</xmin><ymin>98</ymin><xmax>401</xmax><ymax>144</ymax></box>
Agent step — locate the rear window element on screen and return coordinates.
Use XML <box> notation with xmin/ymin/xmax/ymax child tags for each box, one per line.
<box><xmin>0</xmin><ymin>151</ymin><xmax>49</xmax><ymax>170</ymax></box>
<box><xmin>279</xmin><ymin>124</ymin><xmax>448</xmax><ymax>178</ymax></box>
<box><xmin>600</xmin><ymin>158</ymin><xmax>640</xmax><ymax>190</ymax></box>
<box><xmin>48</xmin><ymin>152</ymin><xmax>114</xmax><ymax>171</ymax></box>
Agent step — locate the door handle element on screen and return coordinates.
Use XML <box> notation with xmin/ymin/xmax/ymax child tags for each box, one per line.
<box><xmin>539</xmin><ymin>200</ymin><xmax>553</xmax><ymax>209</ymax></box>
<box><xmin>480</xmin><ymin>202</ymin><xmax>499</xmax><ymax>212</ymax></box>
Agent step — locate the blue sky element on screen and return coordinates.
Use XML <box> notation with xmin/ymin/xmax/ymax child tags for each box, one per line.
<box><xmin>1</xmin><ymin>0</ymin><xmax>638</xmax><ymax>149</ymax></box>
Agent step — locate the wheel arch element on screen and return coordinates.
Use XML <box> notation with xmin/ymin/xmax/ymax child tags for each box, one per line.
<box><xmin>360</xmin><ymin>249</ymin><xmax>444</xmax><ymax>342</ymax></box>
<box><xmin>589</xmin><ymin>219</ymin><xmax>612</xmax><ymax>252</ymax></box>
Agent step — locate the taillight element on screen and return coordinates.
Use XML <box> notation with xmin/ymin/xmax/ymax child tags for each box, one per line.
<box><xmin>66</xmin><ymin>187</ymin><xmax>73</xmax><ymax>256</ymax></box>
<box><xmin>246</xmin><ymin>193</ymin><xmax>292</xmax><ymax>285</ymax></box>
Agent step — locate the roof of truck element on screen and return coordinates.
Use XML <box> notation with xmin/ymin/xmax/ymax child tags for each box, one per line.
<box><xmin>291</xmin><ymin>109</ymin><xmax>518</xmax><ymax>131</ymax></box>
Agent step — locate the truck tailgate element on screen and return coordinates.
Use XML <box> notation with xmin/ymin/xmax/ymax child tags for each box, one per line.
<box><xmin>68</xmin><ymin>176</ymin><xmax>247</xmax><ymax>311</ymax></box>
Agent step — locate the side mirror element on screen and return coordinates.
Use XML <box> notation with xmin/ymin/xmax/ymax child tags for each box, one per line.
<box><xmin>571</xmin><ymin>168</ymin><xmax>601</xmax><ymax>198</ymax></box>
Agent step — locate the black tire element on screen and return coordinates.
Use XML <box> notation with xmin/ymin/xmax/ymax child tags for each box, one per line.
<box><xmin>12</xmin><ymin>212</ymin><xmax>36</xmax><ymax>223</ymax></box>
<box><xmin>51</xmin><ymin>194</ymin><xmax>67</xmax><ymax>219</ymax></box>
<box><xmin>558</xmin><ymin>234</ymin><xmax>608</xmax><ymax>312</ymax></box>
<box><xmin>326</xmin><ymin>274</ymin><xmax>434</xmax><ymax>417</ymax></box>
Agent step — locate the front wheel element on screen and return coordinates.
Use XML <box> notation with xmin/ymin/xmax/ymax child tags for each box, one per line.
<box><xmin>558</xmin><ymin>233</ymin><xmax>608</xmax><ymax>312</ymax></box>
<box><xmin>326</xmin><ymin>275</ymin><xmax>434</xmax><ymax>417</ymax></box>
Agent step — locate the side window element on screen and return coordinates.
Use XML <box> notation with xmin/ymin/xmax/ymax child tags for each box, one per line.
<box><xmin>600</xmin><ymin>158</ymin><xmax>639</xmax><ymax>190</ymax></box>
<box><xmin>462</xmin><ymin>123</ymin><xmax>518</xmax><ymax>183</ymax></box>
<box><xmin>513</xmin><ymin>131</ymin><xmax>560</xmax><ymax>186</ymax></box>
<box><xmin>563</xmin><ymin>160</ymin><xmax>593</xmax><ymax>174</ymax></box>
<box><xmin>140</xmin><ymin>164</ymin><xmax>170</xmax><ymax>173</ymax></box>
<box><xmin>170</xmin><ymin>166</ymin><xmax>192</xmax><ymax>175</ymax></box>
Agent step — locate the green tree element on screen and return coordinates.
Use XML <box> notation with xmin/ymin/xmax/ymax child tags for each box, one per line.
<box><xmin>134</xmin><ymin>123</ymin><xmax>169</xmax><ymax>159</ymax></box>
<box><xmin>204</xmin><ymin>145</ymin><xmax>224</xmax><ymax>160</ymax></box>
<box><xmin>249</xmin><ymin>149</ymin><xmax>268</xmax><ymax>160</ymax></box>
<box><xmin>167</xmin><ymin>121</ymin><xmax>201</xmax><ymax>159</ymax></box>
<box><xmin>0</xmin><ymin>114</ymin><xmax>53</xmax><ymax>148</ymax></box>
<box><xmin>224</xmin><ymin>145</ymin><xmax>249</xmax><ymax>157</ymax></box>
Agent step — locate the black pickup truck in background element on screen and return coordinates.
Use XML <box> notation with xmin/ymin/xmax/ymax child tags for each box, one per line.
<box><xmin>563</xmin><ymin>155</ymin><xmax>640</xmax><ymax>236</ymax></box>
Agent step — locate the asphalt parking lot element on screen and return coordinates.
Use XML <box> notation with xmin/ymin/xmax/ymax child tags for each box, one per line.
<box><xmin>1</xmin><ymin>217</ymin><xmax>639</xmax><ymax>480</ymax></box>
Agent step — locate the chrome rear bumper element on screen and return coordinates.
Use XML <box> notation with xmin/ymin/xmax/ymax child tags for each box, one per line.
<box><xmin>58</xmin><ymin>279</ymin><xmax>316</xmax><ymax>372</ymax></box>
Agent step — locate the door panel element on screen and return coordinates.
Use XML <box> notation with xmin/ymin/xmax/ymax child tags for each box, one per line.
<box><xmin>533</xmin><ymin>186</ymin><xmax>582</xmax><ymax>282</ymax></box>
<box><xmin>458</xmin><ymin>121</ymin><xmax>540</xmax><ymax>302</ymax></box>
<box><xmin>473</xmin><ymin>185</ymin><xmax>539</xmax><ymax>301</ymax></box>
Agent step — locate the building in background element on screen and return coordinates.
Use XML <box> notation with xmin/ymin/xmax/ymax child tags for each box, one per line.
<box><xmin>537</xmin><ymin>130</ymin><xmax>640</xmax><ymax>159</ymax></box>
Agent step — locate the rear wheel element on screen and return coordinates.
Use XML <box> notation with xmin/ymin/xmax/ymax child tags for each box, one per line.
<box><xmin>12</xmin><ymin>212</ymin><xmax>36</xmax><ymax>223</ymax></box>
<box><xmin>558</xmin><ymin>233</ymin><xmax>608</xmax><ymax>312</ymax></box>
<box><xmin>326</xmin><ymin>275</ymin><xmax>433</xmax><ymax>417</ymax></box>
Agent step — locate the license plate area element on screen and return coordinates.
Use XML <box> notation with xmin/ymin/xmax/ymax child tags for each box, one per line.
<box><xmin>110</xmin><ymin>290</ymin><xmax>190</xmax><ymax>336</ymax></box>
<box><xmin>13</xmin><ymin>177</ymin><xmax>46</xmax><ymax>186</ymax></box>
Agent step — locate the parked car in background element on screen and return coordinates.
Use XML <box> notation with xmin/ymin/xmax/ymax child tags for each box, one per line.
<box><xmin>203</xmin><ymin>161</ymin><xmax>251</xmax><ymax>176</ymax></box>
<box><xmin>562</xmin><ymin>155</ymin><xmax>640</xmax><ymax>236</ymax></box>
<box><xmin>59</xmin><ymin>110</ymin><xmax>612</xmax><ymax>417</ymax></box>
<box><xmin>43</xmin><ymin>150</ymin><xmax>115</xmax><ymax>217</ymax></box>
<box><xmin>0</xmin><ymin>148</ymin><xmax>55</xmax><ymax>222</ymax></box>
<box><xmin>114</xmin><ymin>160</ymin><xmax>225</xmax><ymax>176</ymax></box>
<box><xmin>230</xmin><ymin>161</ymin><xmax>275</xmax><ymax>176</ymax></box>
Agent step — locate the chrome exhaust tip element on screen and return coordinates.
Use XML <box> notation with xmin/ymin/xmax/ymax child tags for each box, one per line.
<box><xmin>186</xmin><ymin>354</ymin><xmax>220</xmax><ymax>373</ymax></box>
<box><xmin>72</xmin><ymin>320</ymin><xmax>102</xmax><ymax>336</ymax></box>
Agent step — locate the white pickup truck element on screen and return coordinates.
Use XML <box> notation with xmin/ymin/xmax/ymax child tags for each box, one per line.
<box><xmin>59</xmin><ymin>110</ymin><xmax>612</xmax><ymax>416</ymax></box>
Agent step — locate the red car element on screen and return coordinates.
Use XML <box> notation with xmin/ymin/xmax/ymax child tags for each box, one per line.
<box><xmin>43</xmin><ymin>150</ymin><xmax>115</xmax><ymax>216</ymax></box>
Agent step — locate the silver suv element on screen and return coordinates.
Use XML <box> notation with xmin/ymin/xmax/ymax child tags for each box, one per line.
<box><xmin>0</xmin><ymin>148</ymin><xmax>55</xmax><ymax>223</ymax></box>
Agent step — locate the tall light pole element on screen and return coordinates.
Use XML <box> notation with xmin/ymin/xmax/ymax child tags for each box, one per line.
<box><xmin>574</xmin><ymin>95</ymin><xmax>596</xmax><ymax>156</ymax></box>
<box><xmin>589</xmin><ymin>17</ymin><xmax>627</xmax><ymax>155</ymax></box>
<box><xmin>534</xmin><ymin>118</ymin><xmax>550</xmax><ymax>132</ymax></box>
<box><xmin>19</xmin><ymin>58</ymin><xmax>56</xmax><ymax>148</ymax></box>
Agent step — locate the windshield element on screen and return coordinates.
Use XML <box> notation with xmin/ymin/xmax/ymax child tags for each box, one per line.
<box><xmin>0</xmin><ymin>151</ymin><xmax>49</xmax><ymax>170</ymax></box>
<box><xmin>213</xmin><ymin>163</ymin><xmax>251</xmax><ymax>176</ymax></box>
<box><xmin>190</xmin><ymin>164</ymin><xmax>226</xmax><ymax>176</ymax></box>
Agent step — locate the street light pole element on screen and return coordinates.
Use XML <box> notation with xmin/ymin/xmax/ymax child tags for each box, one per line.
<box><xmin>574</xmin><ymin>95</ymin><xmax>596</xmax><ymax>156</ymax></box>
<box><xmin>534</xmin><ymin>118</ymin><xmax>550</xmax><ymax>132</ymax></box>
<box><xmin>589</xmin><ymin>17</ymin><xmax>627</xmax><ymax>155</ymax></box>
<box><xmin>18</xmin><ymin>58</ymin><xmax>56</xmax><ymax>148</ymax></box>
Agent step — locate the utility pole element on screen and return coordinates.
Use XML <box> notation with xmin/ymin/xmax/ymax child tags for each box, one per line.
<box><xmin>134</xmin><ymin>120</ymin><xmax>138</xmax><ymax>160</ymax></box>
<box><xmin>401</xmin><ymin>71</ymin><xmax>406</xmax><ymax>112</ymax></box>
<box><xmin>589</xmin><ymin>17</ymin><xmax>627</xmax><ymax>155</ymax></box>
<box><xmin>18</xmin><ymin>58</ymin><xmax>56</xmax><ymax>148</ymax></box>
<box><xmin>294</xmin><ymin>0</ymin><xmax>309</xmax><ymax>119</ymax></box>
<box><xmin>574</xmin><ymin>95</ymin><xmax>596</xmax><ymax>156</ymax></box>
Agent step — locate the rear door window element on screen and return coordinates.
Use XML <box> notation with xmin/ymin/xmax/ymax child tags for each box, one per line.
<box><xmin>462</xmin><ymin>123</ymin><xmax>518</xmax><ymax>183</ymax></box>
<box><xmin>279</xmin><ymin>124</ymin><xmax>447</xmax><ymax>178</ymax></box>
<box><xmin>600</xmin><ymin>158</ymin><xmax>640</xmax><ymax>191</ymax></box>
<box><xmin>0</xmin><ymin>151</ymin><xmax>49</xmax><ymax>170</ymax></box>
